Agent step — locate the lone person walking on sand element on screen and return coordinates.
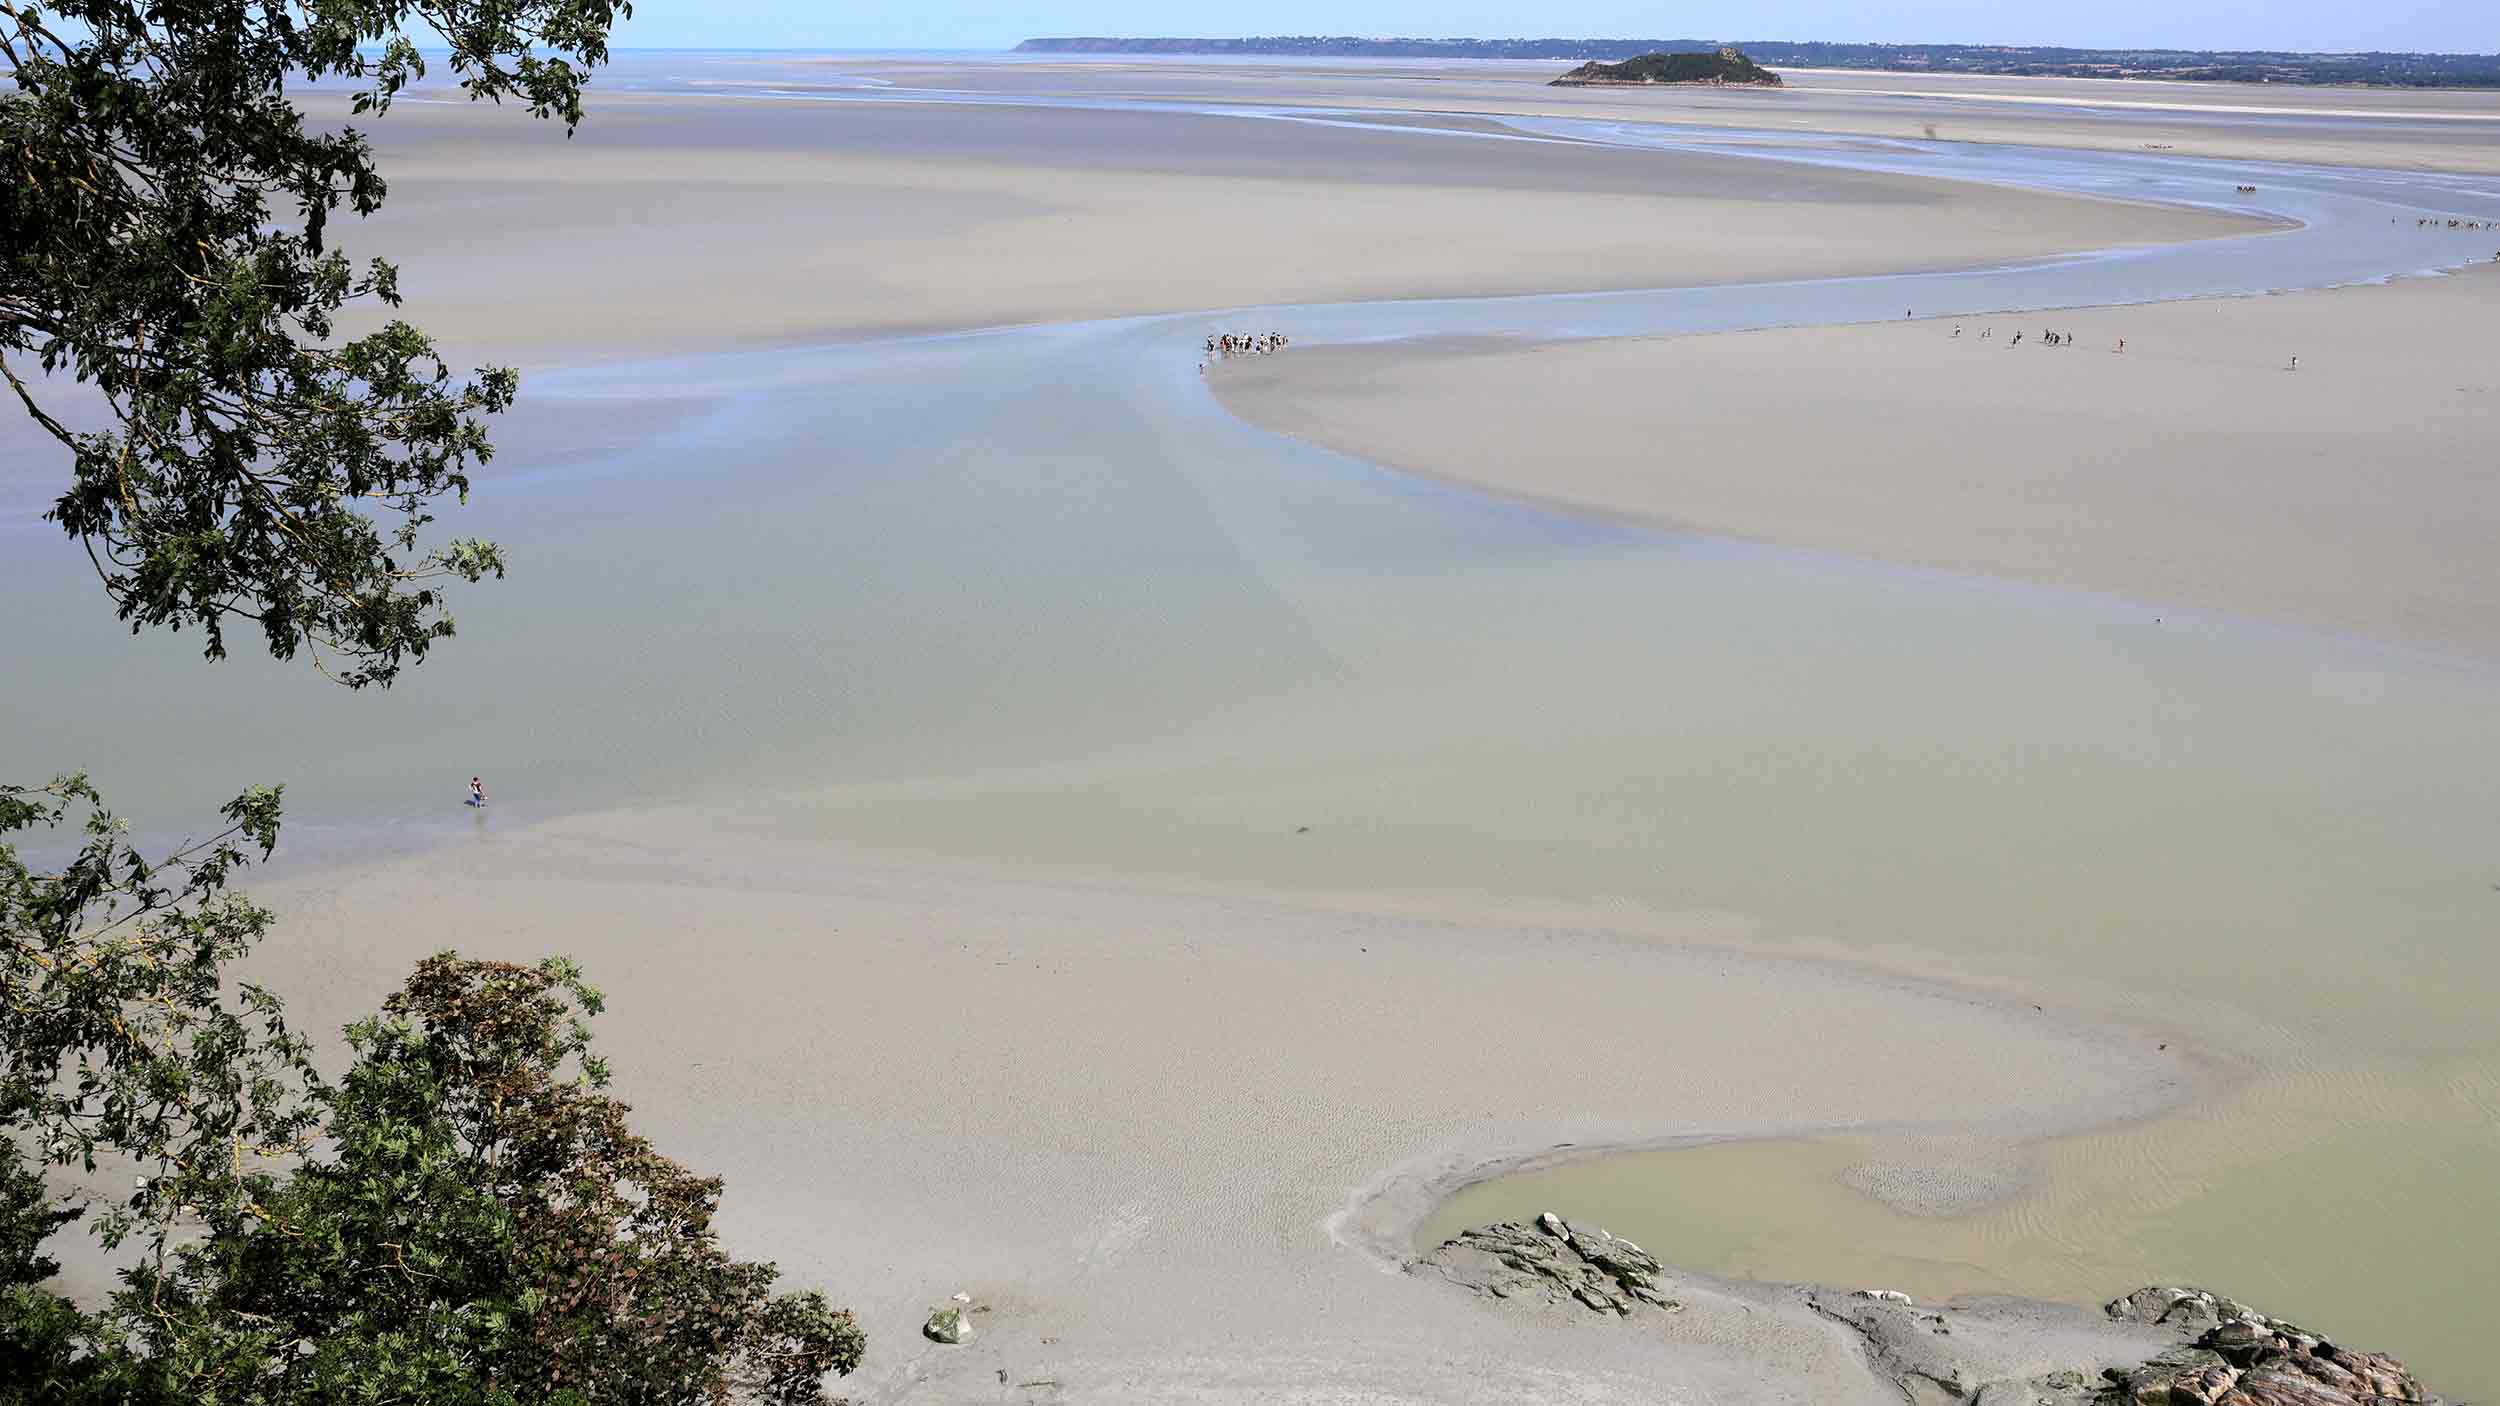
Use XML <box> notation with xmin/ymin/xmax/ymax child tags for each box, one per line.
<box><xmin>468</xmin><ymin>776</ymin><xmax>488</xmax><ymax>807</ymax></box>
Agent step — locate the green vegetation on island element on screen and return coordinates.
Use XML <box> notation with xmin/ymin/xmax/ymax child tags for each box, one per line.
<box><xmin>1551</xmin><ymin>48</ymin><xmax>1783</xmax><ymax>87</ymax></box>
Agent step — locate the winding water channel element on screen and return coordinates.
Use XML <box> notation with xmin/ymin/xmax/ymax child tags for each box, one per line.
<box><xmin>7</xmin><ymin>61</ymin><xmax>2497</xmax><ymax>1391</ymax></box>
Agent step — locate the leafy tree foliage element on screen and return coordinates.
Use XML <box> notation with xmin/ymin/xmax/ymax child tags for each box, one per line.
<box><xmin>2</xmin><ymin>0</ymin><xmax>630</xmax><ymax>686</ymax></box>
<box><xmin>150</xmin><ymin>955</ymin><xmax>868</xmax><ymax>1405</ymax></box>
<box><xmin>5</xmin><ymin>5</ymin><xmax>868</xmax><ymax>1398</ymax></box>
<box><xmin>2</xmin><ymin>783</ymin><xmax>863</xmax><ymax>1403</ymax></box>
<box><xmin>0</xmin><ymin>776</ymin><xmax>315</xmax><ymax>1262</ymax></box>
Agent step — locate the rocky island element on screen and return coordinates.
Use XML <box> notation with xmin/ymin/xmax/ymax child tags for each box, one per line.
<box><xmin>1551</xmin><ymin>48</ymin><xmax>1785</xmax><ymax>87</ymax></box>
<box><xmin>1418</xmin><ymin>1215</ymin><xmax>2450</xmax><ymax>1404</ymax></box>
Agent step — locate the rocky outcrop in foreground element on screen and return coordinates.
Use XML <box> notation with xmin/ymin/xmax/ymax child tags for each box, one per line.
<box><xmin>1417</xmin><ymin>1212</ymin><xmax>1684</xmax><ymax>1316</ymax></box>
<box><xmin>2102</xmin><ymin>1287</ymin><xmax>2439</xmax><ymax>1405</ymax></box>
<box><xmin>1418</xmin><ymin>1217</ymin><xmax>2448</xmax><ymax>1405</ymax></box>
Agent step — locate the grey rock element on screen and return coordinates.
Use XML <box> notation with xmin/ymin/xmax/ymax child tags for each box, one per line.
<box><xmin>1793</xmin><ymin>1281</ymin><xmax>2450</xmax><ymax>1406</ymax></box>
<box><xmin>2104</xmin><ymin>1286</ymin><xmax>2267</xmax><ymax>1333</ymax></box>
<box><xmin>923</xmin><ymin>1304</ymin><xmax>973</xmax><ymax>1345</ymax></box>
<box><xmin>1417</xmin><ymin>1233</ymin><xmax>2451</xmax><ymax>1406</ymax></box>
<box><xmin>1413</xmin><ymin>1215</ymin><xmax>1675</xmax><ymax>1319</ymax></box>
<box><xmin>1573</xmin><ymin>1283</ymin><xmax>1626</xmax><ymax>1314</ymax></box>
<box><xmin>2101</xmin><ymin>1288</ymin><xmax>2444</xmax><ymax>1405</ymax></box>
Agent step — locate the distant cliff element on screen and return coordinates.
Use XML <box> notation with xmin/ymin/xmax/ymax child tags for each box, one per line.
<box><xmin>1552</xmin><ymin>48</ymin><xmax>1782</xmax><ymax>87</ymax></box>
<box><xmin>1011</xmin><ymin>37</ymin><xmax>2500</xmax><ymax>88</ymax></box>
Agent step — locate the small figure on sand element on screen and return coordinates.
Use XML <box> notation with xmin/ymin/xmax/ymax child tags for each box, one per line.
<box><xmin>2288</xmin><ymin>355</ymin><xmax>2298</xmax><ymax>371</ymax></box>
<box><xmin>468</xmin><ymin>776</ymin><xmax>488</xmax><ymax>808</ymax></box>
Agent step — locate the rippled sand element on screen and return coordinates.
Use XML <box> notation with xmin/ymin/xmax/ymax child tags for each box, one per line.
<box><xmin>12</xmin><ymin>52</ymin><xmax>2497</xmax><ymax>1404</ymax></box>
<box><xmin>231</xmin><ymin>809</ymin><xmax>2191</xmax><ymax>1404</ymax></box>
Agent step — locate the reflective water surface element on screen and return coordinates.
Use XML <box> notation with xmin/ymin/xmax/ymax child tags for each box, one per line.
<box><xmin>5</xmin><ymin>59</ymin><xmax>2496</xmax><ymax>1393</ymax></box>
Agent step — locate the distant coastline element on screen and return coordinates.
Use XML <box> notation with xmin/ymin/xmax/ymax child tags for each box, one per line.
<box><xmin>1013</xmin><ymin>37</ymin><xmax>2500</xmax><ymax>88</ymax></box>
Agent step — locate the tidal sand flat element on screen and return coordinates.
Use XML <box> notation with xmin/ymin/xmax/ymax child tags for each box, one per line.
<box><xmin>324</xmin><ymin>76</ymin><xmax>2261</xmax><ymax>363</ymax></box>
<box><xmin>11</xmin><ymin>52</ymin><xmax>2494</xmax><ymax>1403</ymax></box>
<box><xmin>841</xmin><ymin>53</ymin><xmax>2500</xmax><ymax>175</ymax></box>
<box><xmin>238</xmin><ymin>811</ymin><xmax>2199</xmax><ymax>1404</ymax></box>
<box><xmin>1213</xmin><ymin>265</ymin><xmax>2500</xmax><ymax>658</ymax></box>
<box><xmin>1207</xmin><ymin>271</ymin><xmax>2500</xmax><ymax>1390</ymax></box>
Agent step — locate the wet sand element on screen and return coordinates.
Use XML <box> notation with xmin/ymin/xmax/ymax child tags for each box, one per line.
<box><xmin>14</xmin><ymin>53</ymin><xmax>2497</xmax><ymax>1405</ymax></box>
<box><xmin>1196</xmin><ymin>234</ymin><xmax>2500</xmax><ymax>1395</ymax></box>
<box><xmin>327</xmin><ymin>83</ymin><xmax>2261</xmax><ymax>363</ymax></box>
<box><xmin>240</xmin><ymin>807</ymin><xmax>2196</xmax><ymax>1404</ymax></box>
<box><xmin>1215</xmin><ymin>265</ymin><xmax>2500</xmax><ymax>660</ymax></box>
<box><xmin>849</xmin><ymin>54</ymin><xmax>2500</xmax><ymax>175</ymax></box>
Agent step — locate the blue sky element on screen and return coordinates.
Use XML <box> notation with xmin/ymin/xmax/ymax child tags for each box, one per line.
<box><xmin>611</xmin><ymin>3</ymin><xmax>2495</xmax><ymax>55</ymax></box>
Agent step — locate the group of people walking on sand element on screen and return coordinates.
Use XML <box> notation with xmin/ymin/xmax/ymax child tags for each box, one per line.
<box><xmin>2399</xmin><ymin>216</ymin><xmax>2500</xmax><ymax>258</ymax></box>
<box><xmin>1952</xmin><ymin>325</ymin><xmax>2308</xmax><ymax>369</ymax></box>
<box><xmin>1208</xmin><ymin>332</ymin><xmax>1289</xmax><ymax>357</ymax></box>
<box><xmin>1199</xmin><ymin>332</ymin><xmax>1290</xmax><ymax>372</ymax></box>
<box><xmin>1953</xmin><ymin>325</ymin><xmax>2089</xmax><ymax>348</ymax></box>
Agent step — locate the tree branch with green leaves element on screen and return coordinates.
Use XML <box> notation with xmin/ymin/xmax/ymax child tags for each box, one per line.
<box><xmin>3</xmin><ymin>782</ymin><xmax>865</xmax><ymax>1403</ymax></box>
<box><xmin>1</xmin><ymin>0</ymin><xmax>630</xmax><ymax>687</ymax></box>
<box><xmin>0</xmin><ymin>775</ymin><xmax>317</xmax><ymax>1265</ymax></box>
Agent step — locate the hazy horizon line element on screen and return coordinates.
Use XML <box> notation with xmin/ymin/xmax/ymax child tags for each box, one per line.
<box><xmin>592</xmin><ymin>38</ymin><xmax>2500</xmax><ymax>60</ymax></box>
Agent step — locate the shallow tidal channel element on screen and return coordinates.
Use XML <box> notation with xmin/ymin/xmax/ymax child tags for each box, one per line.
<box><xmin>6</xmin><ymin>82</ymin><xmax>2497</xmax><ymax>1395</ymax></box>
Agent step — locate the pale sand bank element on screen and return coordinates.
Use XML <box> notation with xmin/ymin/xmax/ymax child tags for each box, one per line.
<box><xmin>840</xmin><ymin>56</ymin><xmax>2500</xmax><ymax>175</ymax></box>
<box><xmin>19</xmin><ymin>58</ymin><xmax>2487</xmax><ymax>1403</ymax></box>
<box><xmin>233</xmin><ymin>807</ymin><xmax>2201</xmax><ymax>1403</ymax></box>
<box><xmin>1215</xmin><ymin>265</ymin><xmax>2500</xmax><ymax>659</ymax></box>
<box><xmin>330</xmin><ymin>90</ymin><xmax>2262</xmax><ymax>362</ymax></box>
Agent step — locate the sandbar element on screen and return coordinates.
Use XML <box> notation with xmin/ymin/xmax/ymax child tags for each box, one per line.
<box><xmin>328</xmin><ymin>85</ymin><xmax>2263</xmax><ymax>362</ymax></box>
<box><xmin>1216</xmin><ymin>266</ymin><xmax>2500</xmax><ymax>659</ymax></box>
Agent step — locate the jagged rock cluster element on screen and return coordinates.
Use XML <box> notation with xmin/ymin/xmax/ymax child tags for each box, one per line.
<box><xmin>2100</xmin><ymin>1287</ymin><xmax>2439</xmax><ymax>1405</ymax></box>
<box><xmin>1414</xmin><ymin>1211</ymin><xmax>1684</xmax><ymax>1316</ymax></box>
<box><xmin>1803</xmin><ymin>1282</ymin><xmax>2447</xmax><ymax>1406</ymax></box>
<box><xmin>1418</xmin><ymin>1218</ymin><xmax>2448</xmax><ymax>1406</ymax></box>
